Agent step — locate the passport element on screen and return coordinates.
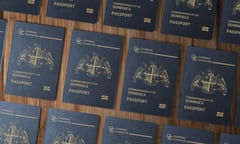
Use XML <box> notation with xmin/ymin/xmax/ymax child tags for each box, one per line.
<box><xmin>0</xmin><ymin>101</ymin><xmax>41</xmax><ymax>144</ymax></box>
<box><xmin>5</xmin><ymin>22</ymin><xmax>65</xmax><ymax>100</ymax></box>
<box><xmin>0</xmin><ymin>0</ymin><xmax>41</xmax><ymax>15</ymax></box>
<box><xmin>104</xmin><ymin>0</ymin><xmax>159</xmax><ymax>31</ymax></box>
<box><xmin>0</xmin><ymin>19</ymin><xmax>6</xmax><ymax>71</ymax></box>
<box><xmin>120</xmin><ymin>38</ymin><xmax>180</xmax><ymax>116</ymax></box>
<box><xmin>46</xmin><ymin>0</ymin><xmax>100</xmax><ymax>23</ymax></box>
<box><xmin>44</xmin><ymin>108</ymin><xmax>100</xmax><ymax>144</ymax></box>
<box><xmin>102</xmin><ymin>117</ymin><xmax>156</xmax><ymax>144</ymax></box>
<box><xmin>219</xmin><ymin>0</ymin><xmax>240</xmax><ymax>44</ymax></box>
<box><xmin>219</xmin><ymin>133</ymin><xmax>240</xmax><ymax>144</ymax></box>
<box><xmin>161</xmin><ymin>0</ymin><xmax>217</xmax><ymax>39</ymax></box>
<box><xmin>178</xmin><ymin>47</ymin><xmax>237</xmax><ymax>125</ymax></box>
<box><xmin>161</xmin><ymin>125</ymin><xmax>214</xmax><ymax>144</ymax></box>
<box><xmin>235</xmin><ymin>91</ymin><xmax>240</xmax><ymax>127</ymax></box>
<box><xmin>63</xmin><ymin>30</ymin><xmax>123</xmax><ymax>108</ymax></box>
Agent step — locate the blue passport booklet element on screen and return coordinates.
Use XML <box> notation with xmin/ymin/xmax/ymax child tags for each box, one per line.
<box><xmin>178</xmin><ymin>47</ymin><xmax>237</xmax><ymax>125</ymax></box>
<box><xmin>0</xmin><ymin>0</ymin><xmax>41</xmax><ymax>15</ymax></box>
<box><xmin>46</xmin><ymin>0</ymin><xmax>100</xmax><ymax>23</ymax></box>
<box><xmin>235</xmin><ymin>91</ymin><xmax>240</xmax><ymax>127</ymax></box>
<box><xmin>0</xmin><ymin>101</ymin><xmax>41</xmax><ymax>144</ymax></box>
<box><xmin>219</xmin><ymin>0</ymin><xmax>240</xmax><ymax>44</ymax></box>
<box><xmin>120</xmin><ymin>38</ymin><xmax>180</xmax><ymax>116</ymax></box>
<box><xmin>104</xmin><ymin>0</ymin><xmax>159</xmax><ymax>31</ymax></box>
<box><xmin>102</xmin><ymin>117</ymin><xmax>156</xmax><ymax>144</ymax></box>
<box><xmin>0</xmin><ymin>19</ymin><xmax>6</xmax><ymax>71</ymax></box>
<box><xmin>219</xmin><ymin>133</ymin><xmax>240</xmax><ymax>144</ymax></box>
<box><xmin>5</xmin><ymin>22</ymin><xmax>65</xmax><ymax>100</ymax></box>
<box><xmin>161</xmin><ymin>0</ymin><xmax>217</xmax><ymax>39</ymax></box>
<box><xmin>63</xmin><ymin>30</ymin><xmax>122</xmax><ymax>108</ymax></box>
<box><xmin>161</xmin><ymin>125</ymin><xmax>214</xmax><ymax>144</ymax></box>
<box><xmin>44</xmin><ymin>108</ymin><xmax>99</xmax><ymax>144</ymax></box>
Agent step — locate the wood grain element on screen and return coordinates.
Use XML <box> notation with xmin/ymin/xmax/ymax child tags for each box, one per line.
<box><xmin>1</xmin><ymin>0</ymin><xmax>240</xmax><ymax>143</ymax></box>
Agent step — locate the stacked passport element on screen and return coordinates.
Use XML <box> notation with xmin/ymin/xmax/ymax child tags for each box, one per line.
<box><xmin>121</xmin><ymin>38</ymin><xmax>180</xmax><ymax>116</ymax></box>
<box><xmin>0</xmin><ymin>0</ymin><xmax>41</xmax><ymax>14</ymax></box>
<box><xmin>44</xmin><ymin>108</ymin><xmax>99</xmax><ymax>144</ymax></box>
<box><xmin>5</xmin><ymin>22</ymin><xmax>65</xmax><ymax>100</ymax></box>
<box><xmin>1</xmin><ymin>0</ymin><xmax>240</xmax><ymax>44</ymax></box>
<box><xmin>179</xmin><ymin>47</ymin><xmax>237</xmax><ymax>125</ymax></box>
<box><xmin>0</xmin><ymin>101</ymin><xmax>41</xmax><ymax>144</ymax></box>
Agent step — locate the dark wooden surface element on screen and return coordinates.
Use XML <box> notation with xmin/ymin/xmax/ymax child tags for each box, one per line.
<box><xmin>0</xmin><ymin>0</ymin><xmax>240</xmax><ymax>143</ymax></box>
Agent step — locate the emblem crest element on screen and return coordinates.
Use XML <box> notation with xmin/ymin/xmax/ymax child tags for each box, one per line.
<box><xmin>190</xmin><ymin>69</ymin><xmax>227</xmax><ymax>96</ymax></box>
<box><xmin>132</xmin><ymin>62</ymin><xmax>169</xmax><ymax>87</ymax></box>
<box><xmin>0</xmin><ymin>124</ymin><xmax>29</xmax><ymax>144</ymax></box>
<box><xmin>17</xmin><ymin>44</ymin><xmax>54</xmax><ymax>70</ymax></box>
<box><xmin>176</xmin><ymin>0</ymin><xmax>213</xmax><ymax>10</ymax></box>
<box><xmin>232</xmin><ymin>0</ymin><xmax>240</xmax><ymax>15</ymax></box>
<box><xmin>75</xmin><ymin>53</ymin><xmax>112</xmax><ymax>79</ymax></box>
<box><xmin>53</xmin><ymin>131</ymin><xmax>85</xmax><ymax>144</ymax></box>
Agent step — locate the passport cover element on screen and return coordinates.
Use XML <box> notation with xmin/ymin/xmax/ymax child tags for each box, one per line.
<box><xmin>161</xmin><ymin>0</ymin><xmax>217</xmax><ymax>39</ymax></box>
<box><xmin>102</xmin><ymin>117</ymin><xmax>156</xmax><ymax>144</ymax></box>
<box><xmin>0</xmin><ymin>101</ymin><xmax>41</xmax><ymax>144</ymax></box>
<box><xmin>235</xmin><ymin>91</ymin><xmax>240</xmax><ymax>127</ymax></box>
<box><xmin>178</xmin><ymin>47</ymin><xmax>237</xmax><ymax>125</ymax></box>
<box><xmin>120</xmin><ymin>38</ymin><xmax>180</xmax><ymax>116</ymax></box>
<box><xmin>46</xmin><ymin>0</ymin><xmax>100</xmax><ymax>23</ymax></box>
<box><xmin>44</xmin><ymin>108</ymin><xmax>99</xmax><ymax>144</ymax></box>
<box><xmin>5</xmin><ymin>22</ymin><xmax>65</xmax><ymax>100</ymax></box>
<box><xmin>161</xmin><ymin>125</ymin><xmax>214</xmax><ymax>144</ymax></box>
<box><xmin>219</xmin><ymin>133</ymin><xmax>240</xmax><ymax>144</ymax></box>
<box><xmin>104</xmin><ymin>0</ymin><xmax>159</xmax><ymax>31</ymax></box>
<box><xmin>0</xmin><ymin>0</ymin><xmax>41</xmax><ymax>15</ymax></box>
<box><xmin>63</xmin><ymin>30</ymin><xmax>123</xmax><ymax>108</ymax></box>
<box><xmin>0</xmin><ymin>19</ymin><xmax>6</xmax><ymax>71</ymax></box>
<box><xmin>219</xmin><ymin>0</ymin><xmax>240</xmax><ymax>44</ymax></box>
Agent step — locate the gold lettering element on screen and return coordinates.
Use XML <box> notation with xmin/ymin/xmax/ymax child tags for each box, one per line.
<box><xmin>169</xmin><ymin>20</ymin><xmax>191</xmax><ymax>26</ymax></box>
<box><xmin>186</xmin><ymin>96</ymin><xmax>214</xmax><ymax>103</ymax></box>
<box><xmin>111</xmin><ymin>11</ymin><xmax>133</xmax><ymax>18</ymax></box>
<box><xmin>113</xmin><ymin>2</ymin><xmax>141</xmax><ymax>9</ymax></box>
<box><xmin>68</xmin><ymin>88</ymin><xmax>90</xmax><ymax>95</ymax></box>
<box><xmin>185</xmin><ymin>99</ymin><xmax>204</xmax><ymax>105</ymax></box>
<box><xmin>112</xmin><ymin>5</ymin><xmax>131</xmax><ymax>11</ymax></box>
<box><xmin>171</xmin><ymin>14</ymin><xmax>189</xmax><ymax>19</ymax></box>
<box><xmin>12</xmin><ymin>70</ymin><xmax>40</xmax><ymax>77</ymax></box>
<box><xmin>70</xmin><ymin>82</ymin><xmax>88</xmax><ymax>88</ymax></box>
<box><xmin>12</xmin><ymin>73</ymin><xmax>31</xmax><ymax>79</ymax></box>
<box><xmin>53</xmin><ymin>2</ymin><xmax>75</xmax><ymax>8</ymax></box>
<box><xmin>184</xmin><ymin>105</ymin><xmax>206</xmax><ymax>112</ymax></box>
<box><xmin>227</xmin><ymin>23</ymin><xmax>240</xmax><ymax>28</ymax></box>
<box><xmin>128</xmin><ymin>91</ymin><xmax>146</xmax><ymax>97</ymax></box>
<box><xmin>226</xmin><ymin>29</ymin><xmax>240</xmax><ymax>35</ymax></box>
<box><xmin>11</xmin><ymin>79</ymin><xmax>32</xmax><ymax>86</ymax></box>
<box><xmin>126</xmin><ymin>97</ymin><xmax>148</xmax><ymax>103</ymax></box>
